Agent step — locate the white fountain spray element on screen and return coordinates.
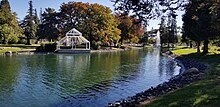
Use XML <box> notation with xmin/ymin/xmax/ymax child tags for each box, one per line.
<box><xmin>156</xmin><ymin>30</ymin><xmax>161</xmax><ymax>47</ymax></box>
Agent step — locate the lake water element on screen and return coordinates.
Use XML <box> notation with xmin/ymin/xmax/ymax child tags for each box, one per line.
<box><xmin>0</xmin><ymin>48</ymin><xmax>180</xmax><ymax>107</ymax></box>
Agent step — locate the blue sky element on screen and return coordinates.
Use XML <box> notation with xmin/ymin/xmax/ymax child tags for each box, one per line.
<box><xmin>8</xmin><ymin>0</ymin><xmax>184</xmax><ymax>30</ymax></box>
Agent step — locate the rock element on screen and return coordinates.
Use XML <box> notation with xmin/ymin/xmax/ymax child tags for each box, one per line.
<box><xmin>5</xmin><ymin>51</ymin><xmax>12</xmax><ymax>56</ymax></box>
<box><xmin>182</xmin><ymin>67</ymin><xmax>199</xmax><ymax>75</ymax></box>
<box><xmin>108</xmin><ymin>56</ymin><xmax>207</xmax><ymax>107</ymax></box>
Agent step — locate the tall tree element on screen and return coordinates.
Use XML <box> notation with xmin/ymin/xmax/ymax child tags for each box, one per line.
<box><xmin>34</xmin><ymin>9</ymin><xmax>40</xmax><ymax>25</ymax></box>
<box><xmin>115</xmin><ymin>12</ymin><xmax>144</xmax><ymax>44</ymax></box>
<box><xmin>182</xmin><ymin>1</ymin><xmax>202</xmax><ymax>52</ymax></box>
<box><xmin>115</xmin><ymin>13</ymin><xmax>133</xmax><ymax>44</ymax></box>
<box><xmin>182</xmin><ymin>0</ymin><xmax>214</xmax><ymax>54</ymax></box>
<box><xmin>159</xmin><ymin>16</ymin><xmax>169</xmax><ymax>46</ymax></box>
<box><xmin>21</xmin><ymin>0</ymin><xmax>37</xmax><ymax>45</ymax></box>
<box><xmin>39</xmin><ymin>8</ymin><xmax>43</xmax><ymax>24</ymax></box>
<box><xmin>0</xmin><ymin>0</ymin><xmax>23</xmax><ymax>44</ymax></box>
<box><xmin>34</xmin><ymin>8</ymin><xmax>41</xmax><ymax>40</ymax></box>
<box><xmin>37</xmin><ymin>8</ymin><xmax>60</xmax><ymax>41</ymax></box>
<box><xmin>167</xmin><ymin>11</ymin><xmax>178</xmax><ymax>47</ymax></box>
<box><xmin>59</xmin><ymin>2</ymin><xmax>90</xmax><ymax>34</ymax></box>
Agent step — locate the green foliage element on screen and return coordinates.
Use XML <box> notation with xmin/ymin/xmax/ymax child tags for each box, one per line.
<box><xmin>140</xmin><ymin>32</ymin><xmax>149</xmax><ymax>45</ymax></box>
<box><xmin>210</xmin><ymin>0</ymin><xmax>220</xmax><ymax>34</ymax></box>
<box><xmin>21</xmin><ymin>0</ymin><xmax>38</xmax><ymax>45</ymax></box>
<box><xmin>159</xmin><ymin>13</ymin><xmax>178</xmax><ymax>47</ymax></box>
<box><xmin>112</xmin><ymin>0</ymin><xmax>187</xmax><ymax>25</ymax></box>
<box><xmin>159</xmin><ymin>16</ymin><xmax>169</xmax><ymax>46</ymax></box>
<box><xmin>37</xmin><ymin>8</ymin><xmax>59</xmax><ymax>41</ymax></box>
<box><xmin>0</xmin><ymin>0</ymin><xmax>23</xmax><ymax>44</ymax></box>
<box><xmin>34</xmin><ymin>1</ymin><xmax>147</xmax><ymax>48</ymax></box>
<box><xmin>59</xmin><ymin>2</ymin><xmax>121</xmax><ymax>48</ymax></box>
<box><xmin>182</xmin><ymin>0</ymin><xmax>217</xmax><ymax>54</ymax></box>
<box><xmin>167</xmin><ymin>11</ymin><xmax>178</xmax><ymax>44</ymax></box>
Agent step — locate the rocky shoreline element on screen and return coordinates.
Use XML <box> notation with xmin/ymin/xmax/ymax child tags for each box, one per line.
<box><xmin>108</xmin><ymin>53</ymin><xmax>208</xmax><ymax>107</ymax></box>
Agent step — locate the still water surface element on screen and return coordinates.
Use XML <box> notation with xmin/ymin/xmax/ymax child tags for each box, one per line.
<box><xmin>0</xmin><ymin>48</ymin><xmax>180</xmax><ymax>107</ymax></box>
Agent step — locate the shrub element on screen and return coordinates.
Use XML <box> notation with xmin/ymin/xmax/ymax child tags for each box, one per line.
<box><xmin>92</xmin><ymin>41</ymin><xmax>101</xmax><ymax>50</ymax></box>
<box><xmin>36</xmin><ymin>42</ymin><xmax>57</xmax><ymax>52</ymax></box>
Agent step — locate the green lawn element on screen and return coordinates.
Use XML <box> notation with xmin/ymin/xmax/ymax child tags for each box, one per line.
<box><xmin>0</xmin><ymin>44</ymin><xmax>40</xmax><ymax>48</ymax></box>
<box><xmin>172</xmin><ymin>48</ymin><xmax>197</xmax><ymax>55</ymax></box>
<box><xmin>145</xmin><ymin>47</ymin><xmax>220</xmax><ymax>107</ymax></box>
<box><xmin>0</xmin><ymin>44</ymin><xmax>38</xmax><ymax>53</ymax></box>
<box><xmin>172</xmin><ymin>46</ymin><xmax>220</xmax><ymax>55</ymax></box>
<box><xmin>0</xmin><ymin>47</ymin><xmax>36</xmax><ymax>53</ymax></box>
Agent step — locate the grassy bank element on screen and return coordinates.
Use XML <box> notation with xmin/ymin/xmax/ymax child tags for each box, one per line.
<box><xmin>145</xmin><ymin>47</ymin><xmax>220</xmax><ymax>107</ymax></box>
<box><xmin>0</xmin><ymin>44</ymin><xmax>37</xmax><ymax>53</ymax></box>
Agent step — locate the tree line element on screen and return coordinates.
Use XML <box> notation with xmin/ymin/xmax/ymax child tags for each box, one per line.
<box><xmin>0</xmin><ymin>0</ymin><xmax>145</xmax><ymax>49</ymax></box>
<box><xmin>113</xmin><ymin>0</ymin><xmax>220</xmax><ymax>54</ymax></box>
<box><xmin>182</xmin><ymin>0</ymin><xmax>220</xmax><ymax>54</ymax></box>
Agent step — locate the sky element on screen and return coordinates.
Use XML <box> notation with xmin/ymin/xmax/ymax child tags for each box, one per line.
<box><xmin>8</xmin><ymin>0</ymin><xmax>184</xmax><ymax>30</ymax></box>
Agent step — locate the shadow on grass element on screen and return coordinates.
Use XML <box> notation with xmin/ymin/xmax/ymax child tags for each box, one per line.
<box><xmin>145</xmin><ymin>78</ymin><xmax>220</xmax><ymax>107</ymax></box>
<box><xmin>146</xmin><ymin>52</ymin><xmax>220</xmax><ymax>107</ymax></box>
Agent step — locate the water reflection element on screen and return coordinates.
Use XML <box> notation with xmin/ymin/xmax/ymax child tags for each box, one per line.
<box><xmin>0</xmin><ymin>56</ymin><xmax>21</xmax><ymax>107</ymax></box>
<box><xmin>0</xmin><ymin>48</ymin><xmax>181</xmax><ymax>107</ymax></box>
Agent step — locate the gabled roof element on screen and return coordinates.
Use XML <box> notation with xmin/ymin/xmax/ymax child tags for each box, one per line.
<box><xmin>66</xmin><ymin>28</ymin><xmax>82</xmax><ymax>37</ymax></box>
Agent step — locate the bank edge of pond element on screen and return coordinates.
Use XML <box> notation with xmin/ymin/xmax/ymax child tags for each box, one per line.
<box><xmin>108</xmin><ymin>51</ymin><xmax>208</xmax><ymax>107</ymax></box>
<box><xmin>0</xmin><ymin>46</ymin><xmax>146</xmax><ymax>56</ymax></box>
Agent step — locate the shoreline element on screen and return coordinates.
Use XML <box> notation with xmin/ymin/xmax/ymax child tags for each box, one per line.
<box><xmin>0</xmin><ymin>46</ymin><xmax>146</xmax><ymax>56</ymax></box>
<box><xmin>108</xmin><ymin>51</ymin><xmax>208</xmax><ymax>107</ymax></box>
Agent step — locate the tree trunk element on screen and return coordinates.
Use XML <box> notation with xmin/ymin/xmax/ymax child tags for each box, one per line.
<box><xmin>26</xmin><ymin>36</ymin><xmax>31</xmax><ymax>45</ymax></box>
<box><xmin>189</xmin><ymin>41</ymin><xmax>192</xmax><ymax>48</ymax></box>
<box><xmin>196</xmin><ymin>41</ymin><xmax>200</xmax><ymax>53</ymax></box>
<box><xmin>203</xmin><ymin>39</ymin><xmax>209</xmax><ymax>54</ymax></box>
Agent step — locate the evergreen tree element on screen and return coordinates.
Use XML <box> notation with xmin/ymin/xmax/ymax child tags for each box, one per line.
<box><xmin>166</xmin><ymin>11</ymin><xmax>178</xmax><ymax>48</ymax></box>
<box><xmin>21</xmin><ymin>0</ymin><xmax>37</xmax><ymax>45</ymax></box>
<box><xmin>169</xmin><ymin>12</ymin><xmax>178</xmax><ymax>45</ymax></box>
<box><xmin>37</xmin><ymin>8</ymin><xmax>59</xmax><ymax>41</ymax></box>
<box><xmin>39</xmin><ymin>8</ymin><xmax>43</xmax><ymax>24</ymax></box>
<box><xmin>182</xmin><ymin>0</ymin><xmax>214</xmax><ymax>54</ymax></box>
<box><xmin>34</xmin><ymin>9</ymin><xmax>40</xmax><ymax>25</ymax></box>
<box><xmin>159</xmin><ymin>16</ymin><xmax>169</xmax><ymax>46</ymax></box>
<box><xmin>0</xmin><ymin>0</ymin><xmax>23</xmax><ymax>44</ymax></box>
<box><xmin>34</xmin><ymin>8</ymin><xmax>40</xmax><ymax>40</ymax></box>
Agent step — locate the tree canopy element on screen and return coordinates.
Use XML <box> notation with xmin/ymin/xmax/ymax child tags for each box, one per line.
<box><xmin>112</xmin><ymin>0</ymin><xmax>188</xmax><ymax>24</ymax></box>
<box><xmin>0</xmin><ymin>0</ymin><xmax>23</xmax><ymax>44</ymax></box>
<box><xmin>21</xmin><ymin>0</ymin><xmax>38</xmax><ymax>45</ymax></box>
<box><xmin>182</xmin><ymin>0</ymin><xmax>216</xmax><ymax>53</ymax></box>
<box><xmin>115</xmin><ymin>12</ymin><xmax>144</xmax><ymax>44</ymax></box>
<box><xmin>37</xmin><ymin>8</ymin><xmax>60</xmax><ymax>41</ymax></box>
<box><xmin>58</xmin><ymin>2</ymin><xmax>121</xmax><ymax>48</ymax></box>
